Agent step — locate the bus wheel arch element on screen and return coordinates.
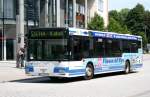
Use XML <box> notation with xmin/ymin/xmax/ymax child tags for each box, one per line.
<box><xmin>84</xmin><ymin>62</ymin><xmax>94</xmax><ymax>80</ymax></box>
<box><xmin>124</xmin><ymin>60</ymin><xmax>131</xmax><ymax>74</ymax></box>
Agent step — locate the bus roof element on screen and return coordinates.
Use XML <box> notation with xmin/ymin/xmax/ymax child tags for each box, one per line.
<box><xmin>68</xmin><ymin>27</ymin><xmax>142</xmax><ymax>41</ymax></box>
<box><xmin>28</xmin><ymin>27</ymin><xmax>142</xmax><ymax>41</ymax></box>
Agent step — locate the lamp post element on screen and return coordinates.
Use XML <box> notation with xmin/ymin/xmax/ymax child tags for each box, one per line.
<box><xmin>1</xmin><ymin>0</ymin><xmax>4</xmax><ymax>60</ymax></box>
<box><xmin>2</xmin><ymin>0</ymin><xmax>6</xmax><ymax>61</ymax></box>
<box><xmin>25</xmin><ymin>0</ymin><xmax>29</xmax><ymax>33</ymax></box>
<box><xmin>144</xmin><ymin>25</ymin><xmax>147</xmax><ymax>39</ymax></box>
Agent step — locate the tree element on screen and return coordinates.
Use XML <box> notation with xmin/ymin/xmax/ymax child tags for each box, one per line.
<box><xmin>125</xmin><ymin>4</ymin><xmax>145</xmax><ymax>34</ymax></box>
<box><xmin>137</xmin><ymin>32</ymin><xmax>148</xmax><ymax>48</ymax></box>
<box><xmin>109</xmin><ymin>9</ymin><xmax>129</xmax><ymax>26</ymax></box>
<box><xmin>124</xmin><ymin>4</ymin><xmax>149</xmax><ymax>47</ymax></box>
<box><xmin>109</xmin><ymin>10</ymin><xmax>120</xmax><ymax>22</ymax></box>
<box><xmin>109</xmin><ymin>4</ymin><xmax>149</xmax><ymax>47</ymax></box>
<box><xmin>144</xmin><ymin>11</ymin><xmax>150</xmax><ymax>42</ymax></box>
<box><xmin>108</xmin><ymin>17</ymin><xmax>131</xmax><ymax>34</ymax></box>
<box><xmin>88</xmin><ymin>13</ymin><xmax>104</xmax><ymax>31</ymax></box>
<box><xmin>119</xmin><ymin>8</ymin><xmax>130</xmax><ymax>26</ymax></box>
<box><xmin>108</xmin><ymin>17</ymin><xmax>122</xmax><ymax>33</ymax></box>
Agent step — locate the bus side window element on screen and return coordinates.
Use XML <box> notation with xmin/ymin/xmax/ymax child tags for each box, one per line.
<box><xmin>122</xmin><ymin>40</ymin><xmax>131</xmax><ymax>53</ymax></box>
<box><xmin>105</xmin><ymin>39</ymin><xmax>122</xmax><ymax>57</ymax></box>
<box><xmin>93</xmin><ymin>38</ymin><xmax>105</xmax><ymax>57</ymax></box>
<box><xmin>111</xmin><ymin>39</ymin><xmax>122</xmax><ymax>57</ymax></box>
<box><xmin>131</xmin><ymin>41</ymin><xmax>138</xmax><ymax>53</ymax></box>
<box><xmin>105</xmin><ymin>39</ymin><xmax>112</xmax><ymax>57</ymax></box>
<box><xmin>137</xmin><ymin>41</ymin><xmax>142</xmax><ymax>49</ymax></box>
<box><xmin>72</xmin><ymin>37</ymin><xmax>83</xmax><ymax>60</ymax></box>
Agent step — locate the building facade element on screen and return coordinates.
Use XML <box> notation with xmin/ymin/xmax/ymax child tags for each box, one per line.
<box><xmin>0</xmin><ymin>0</ymin><xmax>108</xmax><ymax>61</ymax></box>
<box><xmin>39</xmin><ymin>0</ymin><xmax>108</xmax><ymax>28</ymax></box>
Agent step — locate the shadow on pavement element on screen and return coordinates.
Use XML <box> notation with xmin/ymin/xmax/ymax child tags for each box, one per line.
<box><xmin>9</xmin><ymin>72</ymin><xmax>137</xmax><ymax>84</ymax></box>
<box><xmin>9</xmin><ymin>76</ymin><xmax>85</xmax><ymax>84</ymax></box>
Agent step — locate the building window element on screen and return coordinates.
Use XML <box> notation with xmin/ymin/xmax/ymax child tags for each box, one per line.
<box><xmin>3</xmin><ymin>0</ymin><xmax>14</xmax><ymax>19</ymax></box>
<box><xmin>76</xmin><ymin>3</ymin><xmax>85</xmax><ymax>28</ymax></box>
<box><xmin>48</xmin><ymin>0</ymin><xmax>57</xmax><ymax>27</ymax></box>
<box><xmin>0</xmin><ymin>0</ymin><xmax>3</xmax><ymax>18</ymax></box>
<box><xmin>64</xmin><ymin>0</ymin><xmax>73</xmax><ymax>27</ymax></box>
<box><xmin>98</xmin><ymin>0</ymin><xmax>103</xmax><ymax>12</ymax></box>
<box><xmin>6</xmin><ymin>39</ymin><xmax>14</xmax><ymax>60</ymax></box>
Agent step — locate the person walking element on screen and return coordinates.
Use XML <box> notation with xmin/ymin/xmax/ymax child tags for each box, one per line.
<box><xmin>16</xmin><ymin>48</ymin><xmax>25</xmax><ymax>68</ymax></box>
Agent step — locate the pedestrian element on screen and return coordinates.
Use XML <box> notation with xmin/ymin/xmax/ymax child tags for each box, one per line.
<box><xmin>16</xmin><ymin>51</ymin><xmax>20</xmax><ymax>68</ymax></box>
<box><xmin>16</xmin><ymin>48</ymin><xmax>25</xmax><ymax>68</ymax></box>
<box><xmin>20</xmin><ymin>48</ymin><xmax>25</xmax><ymax>68</ymax></box>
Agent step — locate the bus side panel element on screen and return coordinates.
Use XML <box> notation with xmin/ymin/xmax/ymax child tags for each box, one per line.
<box><xmin>122</xmin><ymin>53</ymin><xmax>143</xmax><ymax>71</ymax></box>
<box><xmin>84</xmin><ymin>53</ymin><xmax>142</xmax><ymax>75</ymax></box>
<box><xmin>67</xmin><ymin>61</ymin><xmax>86</xmax><ymax>77</ymax></box>
<box><xmin>83</xmin><ymin>57</ymin><xmax>125</xmax><ymax>75</ymax></box>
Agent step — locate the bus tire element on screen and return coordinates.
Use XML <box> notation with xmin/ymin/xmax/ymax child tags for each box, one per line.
<box><xmin>84</xmin><ymin>64</ymin><xmax>94</xmax><ymax>80</ymax></box>
<box><xmin>124</xmin><ymin>60</ymin><xmax>130</xmax><ymax>74</ymax></box>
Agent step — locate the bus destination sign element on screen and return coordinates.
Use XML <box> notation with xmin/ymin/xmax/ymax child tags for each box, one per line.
<box><xmin>30</xmin><ymin>31</ymin><xmax>65</xmax><ymax>39</ymax></box>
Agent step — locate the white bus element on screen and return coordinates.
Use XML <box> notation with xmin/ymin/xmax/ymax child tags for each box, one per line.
<box><xmin>25</xmin><ymin>27</ymin><xmax>143</xmax><ymax>80</ymax></box>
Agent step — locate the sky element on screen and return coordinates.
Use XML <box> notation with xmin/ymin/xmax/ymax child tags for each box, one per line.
<box><xmin>109</xmin><ymin>0</ymin><xmax>150</xmax><ymax>11</ymax></box>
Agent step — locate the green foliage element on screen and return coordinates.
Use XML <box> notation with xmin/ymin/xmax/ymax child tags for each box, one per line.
<box><xmin>125</xmin><ymin>4</ymin><xmax>145</xmax><ymax>34</ymax></box>
<box><xmin>109</xmin><ymin>8</ymin><xmax>129</xmax><ymax>26</ymax></box>
<box><xmin>108</xmin><ymin>17</ymin><xmax>131</xmax><ymax>34</ymax></box>
<box><xmin>119</xmin><ymin>8</ymin><xmax>130</xmax><ymax>26</ymax></box>
<box><xmin>88</xmin><ymin>13</ymin><xmax>104</xmax><ymax>31</ymax></box>
<box><xmin>109</xmin><ymin>10</ymin><xmax>120</xmax><ymax>22</ymax></box>
<box><xmin>144</xmin><ymin>11</ymin><xmax>150</xmax><ymax>43</ymax></box>
<box><xmin>109</xmin><ymin>9</ymin><xmax>130</xmax><ymax>34</ymax></box>
<box><xmin>109</xmin><ymin>4</ymin><xmax>149</xmax><ymax>47</ymax></box>
<box><xmin>124</xmin><ymin>3</ymin><xmax>149</xmax><ymax>47</ymax></box>
<box><xmin>137</xmin><ymin>32</ymin><xmax>148</xmax><ymax>48</ymax></box>
<box><xmin>108</xmin><ymin>17</ymin><xmax>122</xmax><ymax>33</ymax></box>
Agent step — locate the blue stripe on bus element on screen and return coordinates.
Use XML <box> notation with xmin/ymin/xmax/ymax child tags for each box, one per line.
<box><xmin>54</xmin><ymin>67</ymin><xmax>69</xmax><ymax>73</ymax></box>
<box><xmin>109</xmin><ymin>66</ymin><xmax>124</xmax><ymax>70</ymax></box>
<box><xmin>131</xmin><ymin>64</ymin><xmax>143</xmax><ymax>68</ymax></box>
<box><xmin>25</xmin><ymin>65</ymin><xmax>34</xmax><ymax>72</ymax></box>
<box><xmin>69</xmin><ymin>72</ymin><xmax>85</xmax><ymax>76</ymax></box>
<box><xmin>69</xmin><ymin>69</ymin><xmax>85</xmax><ymax>73</ymax></box>
<box><xmin>94</xmin><ymin>66</ymin><xmax>124</xmax><ymax>73</ymax></box>
<box><xmin>54</xmin><ymin>64</ymin><xmax>142</xmax><ymax>76</ymax></box>
<box><xmin>54</xmin><ymin>67</ymin><xmax>85</xmax><ymax>74</ymax></box>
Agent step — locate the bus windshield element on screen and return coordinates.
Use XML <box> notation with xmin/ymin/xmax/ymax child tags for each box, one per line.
<box><xmin>28</xmin><ymin>39</ymin><xmax>69</xmax><ymax>61</ymax></box>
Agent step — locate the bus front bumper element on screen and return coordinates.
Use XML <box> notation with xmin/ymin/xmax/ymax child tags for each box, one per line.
<box><xmin>25</xmin><ymin>66</ymin><xmax>85</xmax><ymax>78</ymax></box>
<box><xmin>25</xmin><ymin>65</ymin><xmax>70</xmax><ymax>77</ymax></box>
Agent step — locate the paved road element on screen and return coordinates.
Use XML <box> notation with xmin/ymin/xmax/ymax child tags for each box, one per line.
<box><xmin>0</xmin><ymin>54</ymin><xmax>150</xmax><ymax>97</ymax></box>
<box><xmin>0</xmin><ymin>61</ymin><xmax>37</xmax><ymax>82</ymax></box>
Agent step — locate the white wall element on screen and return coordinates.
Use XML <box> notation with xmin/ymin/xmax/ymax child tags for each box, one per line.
<box><xmin>88</xmin><ymin>0</ymin><xmax>108</xmax><ymax>28</ymax></box>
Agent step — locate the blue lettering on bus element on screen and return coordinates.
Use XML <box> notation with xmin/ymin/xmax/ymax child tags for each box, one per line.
<box><xmin>103</xmin><ymin>58</ymin><xmax>124</xmax><ymax>64</ymax></box>
<box><xmin>92</xmin><ymin>32</ymin><xmax>138</xmax><ymax>40</ymax></box>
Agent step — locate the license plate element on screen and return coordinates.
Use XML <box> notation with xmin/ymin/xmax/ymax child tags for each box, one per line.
<box><xmin>39</xmin><ymin>73</ymin><xmax>49</xmax><ymax>76</ymax></box>
<box><xmin>40</xmin><ymin>68</ymin><xmax>47</xmax><ymax>73</ymax></box>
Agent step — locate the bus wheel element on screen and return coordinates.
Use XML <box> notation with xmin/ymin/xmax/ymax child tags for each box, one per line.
<box><xmin>84</xmin><ymin>64</ymin><xmax>94</xmax><ymax>80</ymax></box>
<box><xmin>124</xmin><ymin>61</ymin><xmax>130</xmax><ymax>74</ymax></box>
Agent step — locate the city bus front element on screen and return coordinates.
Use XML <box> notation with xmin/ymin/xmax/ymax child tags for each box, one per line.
<box><xmin>25</xmin><ymin>28</ymin><xmax>71</xmax><ymax>77</ymax></box>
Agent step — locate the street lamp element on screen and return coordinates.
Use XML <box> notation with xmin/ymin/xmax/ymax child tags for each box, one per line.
<box><xmin>2</xmin><ymin>0</ymin><xmax>5</xmax><ymax>60</ymax></box>
<box><xmin>144</xmin><ymin>25</ymin><xmax>147</xmax><ymax>39</ymax></box>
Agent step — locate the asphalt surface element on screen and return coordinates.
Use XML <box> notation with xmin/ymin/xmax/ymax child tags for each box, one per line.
<box><xmin>0</xmin><ymin>54</ymin><xmax>150</xmax><ymax>97</ymax></box>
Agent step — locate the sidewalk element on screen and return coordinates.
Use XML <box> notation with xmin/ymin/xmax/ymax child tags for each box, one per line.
<box><xmin>0</xmin><ymin>61</ymin><xmax>35</xmax><ymax>83</ymax></box>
